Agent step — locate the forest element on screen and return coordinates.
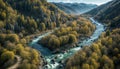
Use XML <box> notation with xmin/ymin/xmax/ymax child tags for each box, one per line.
<box><xmin>39</xmin><ymin>17</ymin><xmax>95</xmax><ymax>50</ymax></box>
<box><xmin>0</xmin><ymin>0</ymin><xmax>72</xmax><ymax>68</ymax></box>
<box><xmin>0</xmin><ymin>0</ymin><xmax>72</xmax><ymax>35</ymax></box>
<box><xmin>65</xmin><ymin>29</ymin><xmax>120</xmax><ymax>69</ymax></box>
<box><xmin>0</xmin><ymin>0</ymin><xmax>95</xmax><ymax>68</ymax></box>
<box><xmin>65</xmin><ymin>0</ymin><xmax>120</xmax><ymax>69</ymax></box>
<box><xmin>0</xmin><ymin>0</ymin><xmax>120</xmax><ymax>69</ymax></box>
<box><xmin>0</xmin><ymin>34</ymin><xmax>41</xmax><ymax>69</ymax></box>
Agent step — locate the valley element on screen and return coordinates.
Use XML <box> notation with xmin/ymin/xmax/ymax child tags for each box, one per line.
<box><xmin>0</xmin><ymin>0</ymin><xmax>120</xmax><ymax>69</ymax></box>
<box><xmin>29</xmin><ymin>18</ymin><xmax>105</xmax><ymax>69</ymax></box>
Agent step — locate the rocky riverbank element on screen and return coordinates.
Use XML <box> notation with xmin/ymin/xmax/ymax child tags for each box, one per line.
<box><xmin>29</xmin><ymin>18</ymin><xmax>105</xmax><ymax>69</ymax></box>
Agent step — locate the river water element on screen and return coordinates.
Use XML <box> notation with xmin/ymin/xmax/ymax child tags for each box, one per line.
<box><xmin>29</xmin><ymin>18</ymin><xmax>105</xmax><ymax>69</ymax></box>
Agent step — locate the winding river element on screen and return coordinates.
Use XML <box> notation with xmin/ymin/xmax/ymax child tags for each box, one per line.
<box><xmin>29</xmin><ymin>18</ymin><xmax>105</xmax><ymax>69</ymax></box>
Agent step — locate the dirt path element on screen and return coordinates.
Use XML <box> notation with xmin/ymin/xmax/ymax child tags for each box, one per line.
<box><xmin>7</xmin><ymin>55</ymin><xmax>22</xmax><ymax>69</ymax></box>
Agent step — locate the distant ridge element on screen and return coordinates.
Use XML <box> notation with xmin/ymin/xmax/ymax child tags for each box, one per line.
<box><xmin>86</xmin><ymin>0</ymin><xmax>120</xmax><ymax>28</ymax></box>
<box><xmin>52</xmin><ymin>2</ymin><xmax>97</xmax><ymax>15</ymax></box>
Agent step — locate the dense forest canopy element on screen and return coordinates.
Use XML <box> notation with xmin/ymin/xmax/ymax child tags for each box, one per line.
<box><xmin>65</xmin><ymin>28</ymin><xmax>120</xmax><ymax>69</ymax></box>
<box><xmin>39</xmin><ymin>17</ymin><xmax>95</xmax><ymax>50</ymax></box>
<box><xmin>0</xmin><ymin>0</ymin><xmax>73</xmax><ymax>35</ymax></box>
<box><xmin>0</xmin><ymin>0</ymin><xmax>73</xmax><ymax>68</ymax></box>
<box><xmin>65</xmin><ymin>0</ymin><xmax>120</xmax><ymax>69</ymax></box>
<box><xmin>0</xmin><ymin>0</ymin><xmax>120</xmax><ymax>69</ymax></box>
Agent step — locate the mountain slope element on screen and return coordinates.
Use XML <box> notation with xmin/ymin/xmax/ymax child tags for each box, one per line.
<box><xmin>0</xmin><ymin>0</ymin><xmax>73</xmax><ymax>68</ymax></box>
<box><xmin>65</xmin><ymin>1</ymin><xmax>120</xmax><ymax>69</ymax></box>
<box><xmin>86</xmin><ymin>0</ymin><xmax>120</xmax><ymax>28</ymax></box>
<box><xmin>52</xmin><ymin>3</ymin><xmax>97</xmax><ymax>14</ymax></box>
<box><xmin>0</xmin><ymin>0</ymin><xmax>72</xmax><ymax>34</ymax></box>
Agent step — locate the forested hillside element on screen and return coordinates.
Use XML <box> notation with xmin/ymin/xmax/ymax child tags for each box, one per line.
<box><xmin>66</xmin><ymin>28</ymin><xmax>120</xmax><ymax>69</ymax></box>
<box><xmin>86</xmin><ymin>0</ymin><xmax>120</xmax><ymax>28</ymax></box>
<box><xmin>0</xmin><ymin>0</ymin><xmax>73</xmax><ymax>68</ymax></box>
<box><xmin>65</xmin><ymin>0</ymin><xmax>120</xmax><ymax>69</ymax></box>
<box><xmin>0</xmin><ymin>0</ymin><xmax>96</xmax><ymax>68</ymax></box>
<box><xmin>1</xmin><ymin>0</ymin><xmax>120</xmax><ymax>69</ymax></box>
<box><xmin>0</xmin><ymin>34</ymin><xmax>41</xmax><ymax>69</ymax></box>
<box><xmin>0</xmin><ymin>0</ymin><xmax>72</xmax><ymax>35</ymax></box>
<box><xmin>39</xmin><ymin>17</ymin><xmax>95</xmax><ymax>51</ymax></box>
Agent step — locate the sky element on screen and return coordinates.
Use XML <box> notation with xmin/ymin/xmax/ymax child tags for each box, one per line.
<box><xmin>47</xmin><ymin>0</ymin><xmax>112</xmax><ymax>5</ymax></box>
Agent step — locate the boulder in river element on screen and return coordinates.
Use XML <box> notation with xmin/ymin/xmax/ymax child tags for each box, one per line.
<box><xmin>51</xmin><ymin>59</ymin><xmax>55</xmax><ymax>64</ymax></box>
<box><xmin>44</xmin><ymin>61</ymin><xmax>48</xmax><ymax>65</ymax></box>
<box><xmin>58</xmin><ymin>60</ymin><xmax>64</xmax><ymax>64</ymax></box>
<box><xmin>80</xmin><ymin>45</ymin><xmax>83</xmax><ymax>48</ymax></box>
<box><xmin>76</xmin><ymin>44</ymin><xmax>79</xmax><ymax>47</ymax></box>
<box><xmin>58</xmin><ymin>64</ymin><xmax>64</xmax><ymax>69</ymax></box>
<box><xmin>34</xmin><ymin>36</ymin><xmax>38</xmax><ymax>38</ymax></box>
<box><xmin>52</xmin><ymin>49</ymin><xmax>60</xmax><ymax>54</ymax></box>
<box><xmin>55</xmin><ymin>55</ymin><xmax>59</xmax><ymax>59</ymax></box>
<box><xmin>44</xmin><ymin>65</ymin><xmax>48</xmax><ymax>69</ymax></box>
<box><xmin>73</xmin><ymin>44</ymin><xmax>76</xmax><ymax>47</ymax></box>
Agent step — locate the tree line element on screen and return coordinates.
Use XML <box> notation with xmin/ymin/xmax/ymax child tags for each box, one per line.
<box><xmin>39</xmin><ymin>17</ymin><xmax>95</xmax><ymax>50</ymax></box>
<box><xmin>65</xmin><ymin>29</ymin><xmax>120</xmax><ymax>69</ymax></box>
<box><xmin>0</xmin><ymin>34</ymin><xmax>41</xmax><ymax>69</ymax></box>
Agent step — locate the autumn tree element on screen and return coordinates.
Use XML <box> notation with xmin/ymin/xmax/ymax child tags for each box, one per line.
<box><xmin>68</xmin><ymin>34</ymin><xmax>77</xmax><ymax>43</ymax></box>
<box><xmin>48</xmin><ymin>37</ymin><xmax>60</xmax><ymax>49</ymax></box>
<box><xmin>82</xmin><ymin>64</ymin><xmax>90</xmax><ymax>69</ymax></box>
<box><xmin>1</xmin><ymin>51</ymin><xmax>15</xmax><ymax>62</ymax></box>
<box><xmin>101</xmin><ymin>55</ymin><xmax>114</xmax><ymax>69</ymax></box>
<box><xmin>5</xmin><ymin>34</ymin><xmax>19</xmax><ymax>43</ymax></box>
<box><xmin>40</xmin><ymin>23</ymin><xmax>46</xmax><ymax>31</ymax></box>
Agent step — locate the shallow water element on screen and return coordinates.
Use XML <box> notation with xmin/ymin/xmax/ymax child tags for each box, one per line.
<box><xmin>29</xmin><ymin>17</ymin><xmax>105</xmax><ymax>69</ymax></box>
